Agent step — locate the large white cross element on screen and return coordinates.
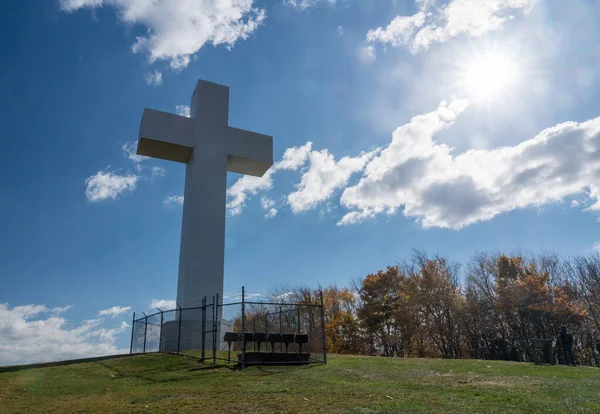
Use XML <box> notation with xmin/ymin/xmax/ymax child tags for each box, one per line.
<box><xmin>137</xmin><ymin>80</ymin><xmax>273</xmax><ymax>309</ymax></box>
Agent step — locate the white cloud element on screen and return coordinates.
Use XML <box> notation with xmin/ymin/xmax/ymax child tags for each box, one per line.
<box><xmin>227</xmin><ymin>171</ymin><xmax>274</xmax><ymax>216</ymax></box>
<box><xmin>287</xmin><ymin>149</ymin><xmax>377</xmax><ymax>213</ymax></box>
<box><xmin>276</xmin><ymin>291</ymin><xmax>293</xmax><ymax>299</ymax></box>
<box><xmin>60</xmin><ymin>0</ymin><xmax>266</xmax><ymax>70</ymax></box>
<box><xmin>164</xmin><ymin>195</ymin><xmax>184</xmax><ymax>207</ymax></box>
<box><xmin>0</xmin><ymin>303</ymin><xmax>128</xmax><ymax>365</ymax></box>
<box><xmin>168</xmin><ymin>102</ymin><xmax>600</xmax><ymax>230</ymax></box>
<box><xmin>98</xmin><ymin>306</ymin><xmax>131</xmax><ymax>318</ymax></box>
<box><xmin>150</xmin><ymin>299</ymin><xmax>176</xmax><ymax>310</ymax></box>
<box><xmin>261</xmin><ymin>196</ymin><xmax>275</xmax><ymax>210</ymax></box>
<box><xmin>284</xmin><ymin>0</ymin><xmax>339</xmax><ymax>10</ymax></box>
<box><xmin>59</xmin><ymin>0</ymin><xmax>103</xmax><ymax>10</ymax></box>
<box><xmin>176</xmin><ymin>105</ymin><xmax>191</xmax><ymax>118</ymax></box>
<box><xmin>226</xmin><ymin>142</ymin><xmax>312</xmax><ymax>216</ymax></box>
<box><xmin>151</xmin><ymin>166</ymin><xmax>166</xmax><ymax>177</ymax></box>
<box><xmin>337</xmin><ymin>25</ymin><xmax>344</xmax><ymax>36</ymax></box>
<box><xmin>144</xmin><ymin>70</ymin><xmax>163</xmax><ymax>86</ymax></box>
<box><xmin>319</xmin><ymin>202</ymin><xmax>335</xmax><ymax>218</ymax></box>
<box><xmin>88</xmin><ymin>141</ymin><xmax>166</xmax><ymax>202</ymax></box>
<box><xmin>261</xmin><ymin>196</ymin><xmax>278</xmax><ymax>218</ymax></box>
<box><xmin>85</xmin><ymin>170</ymin><xmax>139</xmax><ymax>202</ymax></box>
<box><xmin>223</xmin><ymin>292</ymin><xmax>261</xmax><ymax>301</ymax></box>
<box><xmin>122</xmin><ymin>141</ymin><xmax>148</xmax><ymax>163</ymax></box>
<box><xmin>276</xmin><ymin>142</ymin><xmax>313</xmax><ymax>171</ymax></box>
<box><xmin>340</xmin><ymin>100</ymin><xmax>600</xmax><ymax>228</ymax></box>
<box><xmin>357</xmin><ymin>45</ymin><xmax>376</xmax><ymax>63</ymax></box>
<box><xmin>367</xmin><ymin>0</ymin><xmax>534</xmax><ymax>53</ymax></box>
<box><xmin>50</xmin><ymin>305</ymin><xmax>74</xmax><ymax>315</ymax></box>
<box><xmin>594</xmin><ymin>242</ymin><xmax>600</xmax><ymax>253</ymax></box>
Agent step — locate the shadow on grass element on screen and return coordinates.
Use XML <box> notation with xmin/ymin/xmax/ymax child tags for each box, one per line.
<box><xmin>93</xmin><ymin>355</ymin><xmax>240</xmax><ymax>385</ymax></box>
<box><xmin>255</xmin><ymin>363</ymin><xmax>321</xmax><ymax>376</ymax></box>
<box><xmin>188</xmin><ymin>363</ymin><xmax>238</xmax><ymax>372</ymax></box>
<box><xmin>0</xmin><ymin>353</ymin><xmax>141</xmax><ymax>373</ymax></box>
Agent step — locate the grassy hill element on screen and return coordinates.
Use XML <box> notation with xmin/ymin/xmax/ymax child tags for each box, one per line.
<box><xmin>1</xmin><ymin>353</ymin><xmax>599</xmax><ymax>413</ymax></box>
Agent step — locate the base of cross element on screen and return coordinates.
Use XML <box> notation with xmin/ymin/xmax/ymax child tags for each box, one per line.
<box><xmin>239</xmin><ymin>352</ymin><xmax>311</xmax><ymax>365</ymax></box>
<box><xmin>159</xmin><ymin>320</ymin><xmax>230</xmax><ymax>353</ymax></box>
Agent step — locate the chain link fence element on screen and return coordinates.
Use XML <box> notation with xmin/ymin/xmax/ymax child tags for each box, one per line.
<box><xmin>130</xmin><ymin>287</ymin><xmax>327</xmax><ymax>368</ymax></box>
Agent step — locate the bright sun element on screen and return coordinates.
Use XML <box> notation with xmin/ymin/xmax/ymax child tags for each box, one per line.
<box><xmin>462</xmin><ymin>52</ymin><xmax>519</xmax><ymax>100</ymax></box>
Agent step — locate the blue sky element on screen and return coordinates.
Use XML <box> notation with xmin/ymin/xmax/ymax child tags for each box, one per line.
<box><xmin>1</xmin><ymin>0</ymin><xmax>600</xmax><ymax>364</ymax></box>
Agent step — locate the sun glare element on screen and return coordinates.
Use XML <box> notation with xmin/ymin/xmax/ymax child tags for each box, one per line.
<box><xmin>462</xmin><ymin>52</ymin><xmax>519</xmax><ymax>101</ymax></box>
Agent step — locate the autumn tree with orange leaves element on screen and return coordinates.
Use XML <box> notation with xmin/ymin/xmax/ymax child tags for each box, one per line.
<box><xmin>264</xmin><ymin>251</ymin><xmax>599</xmax><ymax>365</ymax></box>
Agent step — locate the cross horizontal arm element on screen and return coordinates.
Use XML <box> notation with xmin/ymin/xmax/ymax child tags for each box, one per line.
<box><xmin>226</xmin><ymin>127</ymin><xmax>273</xmax><ymax>177</ymax></box>
<box><xmin>137</xmin><ymin>109</ymin><xmax>194</xmax><ymax>163</ymax></box>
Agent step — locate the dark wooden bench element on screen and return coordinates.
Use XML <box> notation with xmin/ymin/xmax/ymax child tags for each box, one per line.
<box><xmin>295</xmin><ymin>334</ymin><xmax>308</xmax><ymax>353</ymax></box>
<box><xmin>223</xmin><ymin>332</ymin><xmax>240</xmax><ymax>363</ymax></box>
<box><xmin>223</xmin><ymin>332</ymin><xmax>311</xmax><ymax>359</ymax></box>
<box><xmin>281</xmin><ymin>333</ymin><xmax>295</xmax><ymax>353</ymax></box>
<box><xmin>267</xmin><ymin>333</ymin><xmax>282</xmax><ymax>352</ymax></box>
<box><xmin>254</xmin><ymin>332</ymin><xmax>267</xmax><ymax>352</ymax></box>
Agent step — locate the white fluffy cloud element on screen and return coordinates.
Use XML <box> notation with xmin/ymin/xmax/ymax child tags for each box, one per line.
<box><xmin>340</xmin><ymin>101</ymin><xmax>600</xmax><ymax>228</ymax></box>
<box><xmin>144</xmin><ymin>70</ymin><xmax>163</xmax><ymax>86</ymax></box>
<box><xmin>261</xmin><ymin>196</ymin><xmax>278</xmax><ymax>218</ymax></box>
<box><xmin>227</xmin><ymin>171</ymin><xmax>274</xmax><ymax>216</ymax></box>
<box><xmin>274</xmin><ymin>291</ymin><xmax>294</xmax><ymax>300</ymax></box>
<box><xmin>164</xmin><ymin>195</ymin><xmax>184</xmax><ymax>207</ymax></box>
<box><xmin>275</xmin><ymin>141</ymin><xmax>314</xmax><ymax>171</ymax></box>
<box><xmin>367</xmin><ymin>0</ymin><xmax>534</xmax><ymax>54</ymax></box>
<box><xmin>223</xmin><ymin>292</ymin><xmax>261</xmax><ymax>301</ymax></box>
<box><xmin>122</xmin><ymin>141</ymin><xmax>148</xmax><ymax>163</ymax></box>
<box><xmin>51</xmin><ymin>305</ymin><xmax>74</xmax><ymax>314</ymax></box>
<box><xmin>284</xmin><ymin>0</ymin><xmax>339</xmax><ymax>10</ymax></box>
<box><xmin>168</xmin><ymin>100</ymin><xmax>600</xmax><ymax>229</ymax></box>
<box><xmin>176</xmin><ymin>105</ymin><xmax>191</xmax><ymax>117</ymax></box>
<box><xmin>226</xmin><ymin>142</ymin><xmax>313</xmax><ymax>216</ymax></box>
<box><xmin>85</xmin><ymin>170</ymin><xmax>139</xmax><ymax>202</ymax></box>
<box><xmin>151</xmin><ymin>166</ymin><xmax>166</xmax><ymax>177</ymax></box>
<box><xmin>60</xmin><ymin>0</ymin><xmax>266</xmax><ymax>70</ymax></box>
<box><xmin>150</xmin><ymin>299</ymin><xmax>176</xmax><ymax>309</ymax></box>
<box><xmin>0</xmin><ymin>303</ymin><xmax>128</xmax><ymax>365</ymax></box>
<box><xmin>288</xmin><ymin>149</ymin><xmax>377</xmax><ymax>213</ymax></box>
<box><xmin>98</xmin><ymin>306</ymin><xmax>131</xmax><ymax>318</ymax></box>
<box><xmin>86</xmin><ymin>141</ymin><xmax>167</xmax><ymax>202</ymax></box>
<box><xmin>357</xmin><ymin>45</ymin><xmax>376</xmax><ymax>63</ymax></box>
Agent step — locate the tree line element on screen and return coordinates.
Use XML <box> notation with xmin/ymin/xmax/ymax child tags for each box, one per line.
<box><xmin>266</xmin><ymin>250</ymin><xmax>600</xmax><ymax>365</ymax></box>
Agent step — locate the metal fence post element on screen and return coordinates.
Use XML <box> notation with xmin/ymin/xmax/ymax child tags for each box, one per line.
<box><xmin>213</xmin><ymin>294</ymin><xmax>218</xmax><ymax>364</ymax></box>
<box><xmin>279</xmin><ymin>304</ymin><xmax>283</xmax><ymax>352</ymax></box>
<box><xmin>241</xmin><ymin>286</ymin><xmax>246</xmax><ymax>369</ymax></box>
<box><xmin>265</xmin><ymin>312</ymin><xmax>268</xmax><ymax>335</ymax></box>
<box><xmin>201</xmin><ymin>297</ymin><xmax>206</xmax><ymax>361</ymax></box>
<box><xmin>142</xmin><ymin>312</ymin><xmax>148</xmax><ymax>354</ymax></box>
<box><xmin>177</xmin><ymin>304</ymin><xmax>183</xmax><ymax>354</ymax></box>
<box><xmin>253</xmin><ymin>314</ymin><xmax>256</xmax><ymax>352</ymax></box>
<box><xmin>158</xmin><ymin>309</ymin><xmax>164</xmax><ymax>352</ymax></box>
<box><xmin>130</xmin><ymin>312</ymin><xmax>136</xmax><ymax>354</ymax></box>
<box><xmin>320</xmin><ymin>290</ymin><xmax>327</xmax><ymax>364</ymax></box>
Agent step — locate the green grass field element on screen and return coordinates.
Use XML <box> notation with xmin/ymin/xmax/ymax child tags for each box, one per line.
<box><xmin>1</xmin><ymin>353</ymin><xmax>599</xmax><ymax>413</ymax></box>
